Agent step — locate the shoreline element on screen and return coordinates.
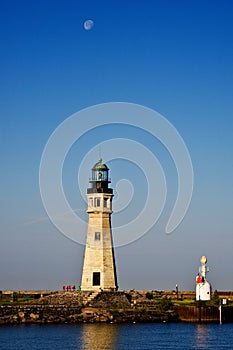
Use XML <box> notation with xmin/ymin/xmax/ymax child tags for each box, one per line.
<box><xmin>1</xmin><ymin>290</ymin><xmax>233</xmax><ymax>325</ymax></box>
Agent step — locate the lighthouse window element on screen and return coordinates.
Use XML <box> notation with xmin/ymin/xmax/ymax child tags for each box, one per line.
<box><xmin>104</xmin><ymin>198</ymin><xmax>108</xmax><ymax>208</ymax></box>
<box><xmin>94</xmin><ymin>198</ymin><xmax>100</xmax><ymax>207</ymax></box>
<box><xmin>95</xmin><ymin>232</ymin><xmax>101</xmax><ymax>240</ymax></box>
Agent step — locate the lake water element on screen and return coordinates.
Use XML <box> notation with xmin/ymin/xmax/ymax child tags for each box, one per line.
<box><xmin>0</xmin><ymin>323</ymin><xmax>233</xmax><ymax>350</ymax></box>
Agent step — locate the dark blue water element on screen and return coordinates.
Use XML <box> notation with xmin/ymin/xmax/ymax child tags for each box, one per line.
<box><xmin>0</xmin><ymin>323</ymin><xmax>233</xmax><ymax>350</ymax></box>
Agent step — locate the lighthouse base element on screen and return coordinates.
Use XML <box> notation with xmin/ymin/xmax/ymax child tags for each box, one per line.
<box><xmin>196</xmin><ymin>281</ymin><xmax>211</xmax><ymax>301</ymax></box>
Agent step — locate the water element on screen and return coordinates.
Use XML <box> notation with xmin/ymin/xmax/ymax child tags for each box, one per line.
<box><xmin>0</xmin><ymin>323</ymin><xmax>233</xmax><ymax>350</ymax></box>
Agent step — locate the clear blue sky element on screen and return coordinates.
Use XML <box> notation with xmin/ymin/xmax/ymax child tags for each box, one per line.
<box><xmin>0</xmin><ymin>0</ymin><xmax>232</xmax><ymax>291</ymax></box>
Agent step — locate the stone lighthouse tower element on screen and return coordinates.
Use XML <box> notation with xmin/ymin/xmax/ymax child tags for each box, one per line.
<box><xmin>81</xmin><ymin>158</ymin><xmax>117</xmax><ymax>291</ymax></box>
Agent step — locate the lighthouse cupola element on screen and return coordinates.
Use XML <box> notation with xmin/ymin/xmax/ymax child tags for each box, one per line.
<box><xmin>88</xmin><ymin>158</ymin><xmax>112</xmax><ymax>194</ymax></box>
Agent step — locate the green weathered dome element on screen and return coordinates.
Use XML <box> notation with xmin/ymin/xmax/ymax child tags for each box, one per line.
<box><xmin>92</xmin><ymin>158</ymin><xmax>109</xmax><ymax>171</ymax></box>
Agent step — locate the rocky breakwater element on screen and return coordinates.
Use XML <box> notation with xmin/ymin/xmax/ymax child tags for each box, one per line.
<box><xmin>0</xmin><ymin>291</ymin><xmax>177</xmax><ymax>325</ymax></box>
<box><xmin>0</xmin><ymin>292</ymin><xmax>84</xmax><ymax>325</ymax></box>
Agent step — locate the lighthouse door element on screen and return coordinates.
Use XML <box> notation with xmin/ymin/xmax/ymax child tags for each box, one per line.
<box><xmin>93</xmin><ymin>272</ymin><xmax>100</xmax><ymax>286</ymax></box>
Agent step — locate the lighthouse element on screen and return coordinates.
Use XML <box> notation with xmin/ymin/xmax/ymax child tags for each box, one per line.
<box><xmin>195</xmin><ymin>255</ymin><xmax>211</xmax><ymax>301</ymax></box>
<box><xmin>81</xmin><ymin>158</ymin><xmax>118</xmax><ymax>291</ymax></box>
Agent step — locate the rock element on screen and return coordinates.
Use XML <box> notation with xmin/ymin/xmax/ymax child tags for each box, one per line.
<box><xmin>30</xmin><ymin>313</ymin><xmax>39</xmax><ymax>320</ymax></box>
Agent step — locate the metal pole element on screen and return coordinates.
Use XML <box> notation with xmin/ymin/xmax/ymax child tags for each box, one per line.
<box><xmin>176</xmin><ymin>284</ymin><xmax>178</xmax><ymax>299</ymax></box>
<box><xmin>219</xmin><ymin>300</ymin><xmax>222</xmax><ymax>325</ymax></box>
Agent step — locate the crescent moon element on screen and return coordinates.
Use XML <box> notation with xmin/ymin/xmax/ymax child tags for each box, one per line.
<box><xmin>84</xmin><ymin>20</ymin><xmax>94</xmax><ymax>31</ymax></box>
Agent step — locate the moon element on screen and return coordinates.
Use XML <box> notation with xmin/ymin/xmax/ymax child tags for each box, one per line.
<box><xmin>84</xmin><ymin>20</ymin><xmax>94</xmax><ymax>31</ymax></box>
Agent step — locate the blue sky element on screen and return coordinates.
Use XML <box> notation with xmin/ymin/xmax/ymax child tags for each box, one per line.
<box><xmin>0</xmin><ymin>0</ymin><xmax>232</xmax><ymax>291</ymax></box>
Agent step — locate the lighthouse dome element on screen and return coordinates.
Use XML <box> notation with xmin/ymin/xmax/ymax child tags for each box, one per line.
<box><xmin>92</xmin><ymin>158</ymin><xmax>109</xmax><ymax>171</ymax></box>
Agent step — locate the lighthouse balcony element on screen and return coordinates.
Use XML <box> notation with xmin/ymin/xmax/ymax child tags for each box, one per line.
<box><xmin>87</xmin><ymin>188</ymin><xmax>113</xmax><ymax>194</ymax></box>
